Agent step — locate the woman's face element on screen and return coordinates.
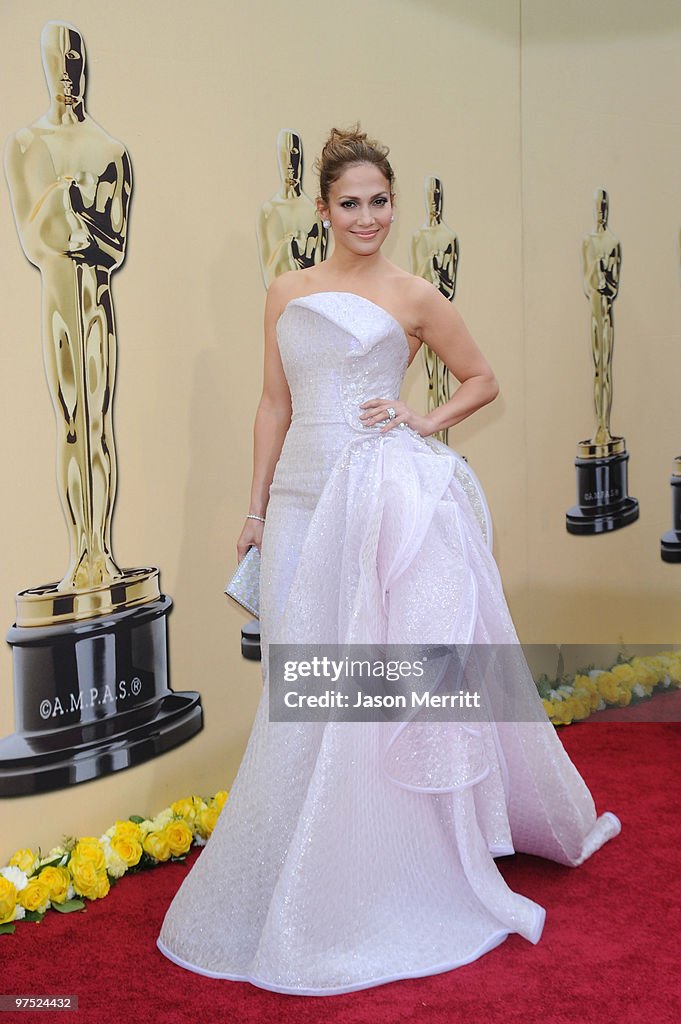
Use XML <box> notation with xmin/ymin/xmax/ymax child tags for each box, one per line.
<box><xmin>319</xmin><ymin>162</ymin><xmax>393</xmax><ymax>256</ymax></box>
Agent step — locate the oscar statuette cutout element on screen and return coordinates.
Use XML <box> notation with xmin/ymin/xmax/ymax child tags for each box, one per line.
<box><xmin>660</xmin><ymin>456</ymin><xmax>681</xmax><ymax>560</ymax></box>
<box><xmin>0</xmin><ymin>22</ymin><xmax>202</xmax><ymax>795</ymax></box>
<box><xmin>566</xmin><ymin>189</ymin><xmax>639</xmax><ymax>535</ymax></box>
<box><xmin>660</xmin><ymin>228</ymin><xmax>681</xmax><ymax>561</ymax></box>
<box><xmin>409</xmin><ymin>175</ymin><xmax>459</xmax><ymax>446</ymax></box>
<box><xmin>238</xmin><ymin>130</ymin><xmax>329</xmax><ymax>661</ymax></box>
<box><xmin>256</xmin><ymin>128</ymin><xmax>329</xmax><ymax>288</ymax></box>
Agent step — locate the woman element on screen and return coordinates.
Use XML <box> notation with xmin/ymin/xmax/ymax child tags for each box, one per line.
<box><xmin>157</xmin><ymin>126</ymin><xmax>620</xmax><ymax>995</ymax></box>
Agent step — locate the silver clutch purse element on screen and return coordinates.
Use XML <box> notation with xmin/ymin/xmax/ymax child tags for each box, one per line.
<box><xmin>224</xmin><ymin>545</ymin><xmax>261</xmax><ymax>618</ymax></box>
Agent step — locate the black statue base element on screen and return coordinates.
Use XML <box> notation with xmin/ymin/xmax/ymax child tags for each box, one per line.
<box><xmin>566</xmin><ymin>449</ymin><xmax>639</xmax><ymax>535</ymax></box>
<box><xmin>241</xmin><ymin>618</ymin><xmax>261</xmax><ymax>661</ymax></box>
<box><xmin>661</xmin><ymin>472</ymin><xmax>681</xmax><ymax>562</ymax></box>
<box><xmin>0</xmin><ymin>596</ymin><xmax>202</xmax><ymax>796</ymax></box>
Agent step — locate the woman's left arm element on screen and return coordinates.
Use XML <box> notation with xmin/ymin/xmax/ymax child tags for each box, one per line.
<box><xmin>360</xmin><ymin>280</ymin><xmax>499</xmax><ymax>437</ymax></box>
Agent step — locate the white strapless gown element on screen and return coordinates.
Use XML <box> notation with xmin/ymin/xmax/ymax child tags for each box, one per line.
<box><xmin>157</xmin><ymin>292</ymin><xmax>621</xmax><ymax>995</ymax></box>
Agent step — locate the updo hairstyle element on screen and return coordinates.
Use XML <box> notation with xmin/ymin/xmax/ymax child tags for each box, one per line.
<box><xmin>314</xmin><ymin>124</ymin><xmax>395</xmax><ymax>203</ymax></box>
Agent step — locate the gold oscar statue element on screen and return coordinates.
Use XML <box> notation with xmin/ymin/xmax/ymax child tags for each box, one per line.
<box><xmin>581</xmin><ymin>188</ymin><xmax>622</xmax><ymax>452</ymax></box>
<box><xmin>409</xmin><ymin>176</ymin><xmax>459</xmax><ymax>445</ymax></box>
<box><xmin>0</xmin><ymin>21</ymin><xmax>201</xmax><ymax>796</ymax></box>
<box><xmin>566</xmin><ymin>189</ymin><xmax>638</xmax><ymax>534</ymax></box>
<box><xmin>4</xmin><ymin>21</ymin><xmax>158</xmax><ymax>623</ymax></box>
<box><xmin>256</xmin><ymin>128</ymin><xmax>328</xmax><ymax>287</ymax></box>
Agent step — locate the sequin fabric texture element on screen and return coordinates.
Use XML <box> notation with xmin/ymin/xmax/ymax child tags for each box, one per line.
<box><xmin>157</xmin><ymin>291</ymin><xmax>621</xmax><ymax>996</ymax></box>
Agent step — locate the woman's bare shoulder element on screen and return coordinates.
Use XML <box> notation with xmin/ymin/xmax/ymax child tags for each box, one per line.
<box><xmin>386</xmin><ymin>268</ymin><xmax>442</xmax><ymax>322</ymax></box>
<box><xmin>266</xmin><ymin>267</ymin><xmax>329</xmax><ymax>313</ymax></box>
<box><xmin>267</xmin><ymin>270</ymin><xmax>302</xmax><ymax>300</ymax></box>
<box><xmin>384</xmin><ymin>263</ymin><xmax>430</xmax><ymax>297</ymax></box>
<box><xmin>265</xmin><ymin>271</ymin><xmax>306</xmax><ymax>319</ymax></box>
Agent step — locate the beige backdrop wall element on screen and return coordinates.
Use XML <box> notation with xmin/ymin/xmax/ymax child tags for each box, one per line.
<box><xmin>521</xmin><ymin>0</ymin><xmax>681</xmax><ymax>644</ymax></box>
<box><xmin>0</xmin><ymin>0</ymin><xmax>678</xmax><ymax>861</ymax></box>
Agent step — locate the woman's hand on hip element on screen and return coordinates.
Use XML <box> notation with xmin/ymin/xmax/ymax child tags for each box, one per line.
<box><xmin>359</xmin><ymin>397</ymin><xmax>434</xmax><ymax>437</ymax></box>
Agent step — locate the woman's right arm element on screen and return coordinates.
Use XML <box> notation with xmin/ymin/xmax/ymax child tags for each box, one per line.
<box><xmin>236</xmin><ymin>276</ymin><xmax>294</xmax><ymax>561</ymax></box>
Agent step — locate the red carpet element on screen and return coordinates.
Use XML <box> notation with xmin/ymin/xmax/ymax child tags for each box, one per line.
<box><xmin>2</xmin><ymin>723</ymin><xmax>679</xmax><ymax>1024</ymax></box>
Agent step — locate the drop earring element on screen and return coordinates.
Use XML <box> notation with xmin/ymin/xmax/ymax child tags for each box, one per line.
<box><xmin>390</xmin><ymin>214</ymin><xmax>395</xmax><ymax>223</ymax></box>
<box><xmin>322</xmin><ymin>219</ymin><xmax>331</xmax><ymax>229</ymax></box>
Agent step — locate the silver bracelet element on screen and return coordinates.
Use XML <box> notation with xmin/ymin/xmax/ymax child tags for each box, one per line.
<box><xmin>246</xmin><ymin>513</ymin><xmax>266</xmax><ymax>522</ymax></box>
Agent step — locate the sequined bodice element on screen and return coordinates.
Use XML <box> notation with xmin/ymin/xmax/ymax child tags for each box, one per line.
<box><xmin>276</xmin><ymin>291</ymin><xmax>409</xmax><ymax>431</ymax></box>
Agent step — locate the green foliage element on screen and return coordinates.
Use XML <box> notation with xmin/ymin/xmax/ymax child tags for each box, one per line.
<box><xmin>50</xmin><ymin>899</ymin><xmax>86</xmax><ymax>914</ymax></box>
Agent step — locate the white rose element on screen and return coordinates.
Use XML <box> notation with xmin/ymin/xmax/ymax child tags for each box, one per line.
<box><xmin>152</xmin><ymin>809</ymin><xmax>173</xmax><ymax>829</ymax></box>
<box><xmin>0</xmin><ymin>866</ymin><xmax>28</xmax><ymax>891</ymax></box>
<box><xmin>107</xmin><ymin>855</ymin><xmax>127</xmax><ymax>879</ymax></box>
<box><xmin>40</xmin><ymin>846</ymin><xmax>68</xmax><ymax>868</ymax></box>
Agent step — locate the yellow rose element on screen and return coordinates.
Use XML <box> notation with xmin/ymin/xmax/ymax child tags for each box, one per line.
<box><xmin>665</xmin><ymin>652</ymin><xmax>681</xmax><ymax>682</ymax></box>
<box><xmin>573</xmin><ymin>696</ymin><xmax>592</xmax><ymax>720</ymax></box>
<box><xmin>94</xmin><ymin>871</ymin><xmax>110</xmax><ymax>899</ymax></box>
<box><xmin>598</xmin><ymin>679</ymin><xmax>616</xmax><ymax>703</ymax></box>
<box><xmin>598</xmin><ymin>675</ymin><xmax>631</xmax><ymax>706</ymax></box>
<box><xmin>596</xmin><ymin>672</ymin><xmax>616</xmax><ymax>698</ymax></box>
<box><xmin>9</xmin><ymin>848</ymin><xmax>39</xmax><ymax>875</ymax></box>
<box><xmin>111</xmin><ymin>835</ymin><xmax>142</xmax><ymax>868</ymax></box>
<box><xmin>112</xmin><ymin>820</ymin><xmax>143</xmax><ymax>842</ymax></box>
<box><xmin>617</xmin><ymin>687</ymin><xmax>632</xmax><ymax>706</ymax></box>
<box><xmin>574</xmin><ymin>684</ymin><xmax>600</xmax><ymax>711</ymax></box>
<box><xmin>212</xmin><ymin>790</ymin><xmax>229</xmax><ymax>811</ymax></box>
<box><xmin>198</xmin><ymin>804</ymin><xmax>219</xmax><ymax>838</ymax></box>
<box><xmin>629</xmin><ymin>659</ymin><xmax>657</xmax><ymax>689</ymax></box>
<box><xmin>656</xmin><ymin>653</ymin><xmax>681</xmax><ymax>683</ymax></box>
<box><xmin>563</xmin><ymin>691</ymin><xmax>587</xmax><ymax>720</ymax></box>
<box><xmin>72</xmin><ymin>837</ymin><xmax>106</xmax><ymax>872</ymax></box>
<box><xmin>18</xmin><ymin>877</ymin><xmax>51</xmax><ymax>913</ymax></box>
<box><xmin>143</xmin><ymin>829</ymin><xmax>171</xmax><ymax>862</ymax></box>
<box><xmin>38</xmin><ymin>866</ymin><xmax>71</xmax><ymax>904</ymax></box>
<box><xmin>551</xmin><ymin>699</ymin><xmax>575</xmax><ymax>726</ymax></box>
<box><xmin>574</xmin><ymin>674</ymin><xmax>597</xmax><ymax>696</ymax></box>
<box><xmin>611</xmin><ymin>664</ymin><xmax>635</xmax><ymax>688</ymax></box>
<box><xmin>542</xmin><ymin>698</ymin><xmax>555</xmax><ymax>719</ymax></box>
<box><xmin>588</xmin><ymin>687</ymin><xmax>602</xmax><ymax>710</ymax></box>
<box><xmin>166</xmin><ymin>821</ymin><xmax>193</xmax><ymax>857</ymax></box>
<box><xmin>659</xmin><ymin>655</ymin><xmax>681</xmax><ymax>679</ymax></box>
<box><xmin>69</xmin><ymin>855</ymin><xmax>108</xmax><ymax>900</ymax></box>
<box><xmin>171</xmin><ymin>797</ymin><xmax>202</xmax><ymax>824</ymax></box>
<box><xmin>651</xmin><ymin>655</ymin><xmax>670</xmax><ymax>677</ymax></box>
<box><xmin>0</xmin><ymin>877</ymin><xmax>17</xmax><ymax>925</ymax></box>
